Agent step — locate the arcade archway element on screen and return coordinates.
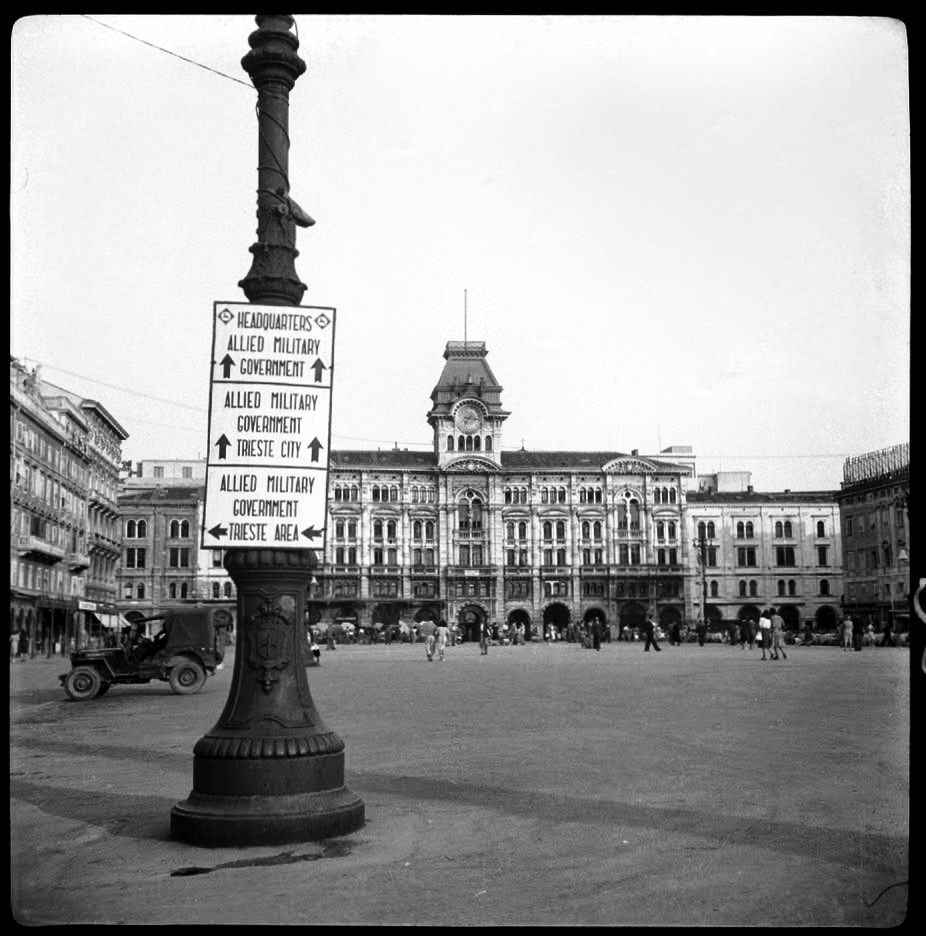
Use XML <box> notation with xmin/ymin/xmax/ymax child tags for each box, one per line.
<box><xmin>775</xmin><ymin>604</ymin><xmax>800</xmax><ymax>631</ymax></box>
<box><xmin>815</xmin><ymin>604</ymin><xmax>837</xmax><ymax>631</ymax></box>
<box><xmin>619</xmin><ymin>601</ymin><xmax>646</xmax><ymax>637</ymax></box>
<box><xmin>457</xmin><ymin>604</ymin><xmax>485</xmax><ymax>643</ymax></box>
<box><xmin>543</xmin><ymin>602</ymin><xmax>570</xmax><ymax>638</ymax></box>
<box><xmin>507</xmin><ymin>607</ymin><xmax>532</xmax><ymax>641</ymax></box>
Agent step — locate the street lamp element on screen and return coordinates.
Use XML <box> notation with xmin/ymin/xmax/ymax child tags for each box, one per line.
<box><xmin>693</xmin><ymin>529</ymin><xmax>713</xmax><ymax>627</ymax></box>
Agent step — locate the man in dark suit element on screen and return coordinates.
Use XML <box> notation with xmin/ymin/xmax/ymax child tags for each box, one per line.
<box><xmin>643</xmin><ymin>615</ymin><xmax>661</xmax><ymax>652</ymax></box>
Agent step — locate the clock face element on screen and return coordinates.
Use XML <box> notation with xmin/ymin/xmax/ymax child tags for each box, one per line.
<box><xmin>455</xmin><ymin>404</ymin><xmax>482</xmax><ymax>433</ymax></box>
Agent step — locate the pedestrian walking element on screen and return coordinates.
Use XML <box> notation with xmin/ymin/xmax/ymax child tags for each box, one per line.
<box><xmin>727</xmin><ymin>620</ymin><xmax>738</xmax><ymax>647</ymax></box>
<box><xmin>881</xmin><ymin>616</ymin><xmax>896</xmax><ymax>647</ymax></box>
<box><xmin>643</xmin><ymin>615</ymin><xmax>661</xmax><ymax>652</ymax></box>
<box><xmin>738</xmin><ymin>619</ymin><xmax>749</xmax><ymax>650</ymax></box>
<box><xmin>310</xmin><ymin>639</ymin><xmax>321</xmax><ymax>666</ymax></box>
<box><xmin>419</xmin><ymin>618</ymin><xmax>438</xmax><ymax>661</ymax></box>
<box><xmin>591</xmin><ymin>616</ymin><xmax>602</xmax><ymax>652</ymax></box>
<box><xmin>696</xmin><ymin>616</ymin><xmax>707</xmax><ymax>647</ymax></box>
<box><xmin>852</xmin><ymin>616</ymin><xmax>865</xmax><ymax>652</ymax></box>
<box><xmin>769</xmin><ymin>608</ymin><xmax>787</xmax><ymax>660</ymax></box>
<box><xmin>841</xmin><ymin>614</ymin><xmax>853</xmax><ymax>651</ymax></box>
<box><xmin>479</xmin><ymin>620</ymin><xmax>491</xmax><ymax>655</ymax></box>
<box><xmin>435</xmin><ymin>619</ymin><xmax>450</xmax><ymax>661</ymax></box>
<box><xmin>758</xmin><ymin>611</ymin><xmax>772</xmax><ymax>661</ymax></box>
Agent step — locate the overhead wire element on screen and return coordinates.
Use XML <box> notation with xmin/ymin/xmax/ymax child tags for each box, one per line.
<box><xmin>80</xmin><ymin>15</ymin><xmax>254</xmax><ymax>89</ymax></box>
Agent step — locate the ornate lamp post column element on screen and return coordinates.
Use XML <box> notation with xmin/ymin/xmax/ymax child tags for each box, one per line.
<box><xmin>171</xmin><ymin>14</ymin><xmax>364</xmax><ymax>847</ymax></box>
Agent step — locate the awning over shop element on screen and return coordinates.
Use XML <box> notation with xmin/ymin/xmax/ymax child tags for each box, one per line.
<box><xmin>88</xmin><ymin>612</ymin><xmax>131</xmax><ymax>631</ymax></box>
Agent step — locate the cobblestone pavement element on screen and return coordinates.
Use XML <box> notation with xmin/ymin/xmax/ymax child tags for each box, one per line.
<box><xmin>10</xmin><ymin>641</ymin><xmax>913</xmax><ymax>926</ymax></box>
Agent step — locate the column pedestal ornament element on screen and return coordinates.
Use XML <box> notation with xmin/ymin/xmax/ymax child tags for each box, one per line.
<box><xmin>171</xmin><ymin>549</ymin><xmax>364</xmax><ymax>846</ymax></box>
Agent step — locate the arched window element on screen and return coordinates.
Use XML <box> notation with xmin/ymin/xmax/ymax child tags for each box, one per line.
<box><xmin>698</xmin><ymin>521</ymin><xmax>706</xmax><ymax>539</ymax></box>
<box><xmin>336</xmin><ymin>520</ymin><xmax>345</xmax><ymax>539</ymax></box>
<box><xmin>739</xmin><ymin>580</ymin><xmax>747</xmax><ymax>596</ymax></box>
<box><xmin>788</xmin><ymin>579</ymin><xmax>796</xmax><ymax>596</ymax></box>
<box><xmin>777</xmin><ymin>579</ymin><xmax>786</xmax><ymax>596</ymax></box>
<box><xmin>390</xmin><ymin>486</ymin><xmax>399</xmax><ymax>502</ymax></box>
<box><xmin>653</xmin><ymin>488</ymin><xmax>662</xmax><ymax>504</ymax></box>
<box><xmin>707</xmin><ymin>521</ymin><xmax>715</xmax><ymax>539</ymax></box>
<box><xmin>710</xmin><ymin>580</ymin><xmax>719</xmax><ymax>597</ymax></box>
<box><xmin>459</xmin><ymin>435</ymin><xmax>465</xmax><ymax>451</ymax></box>
<box><xmin>657</xmin><ymin>521</ymin><xmax>665</xmax><ymax>540</ymax></box>
<box><xmin>335</xmin><ymin>546</ymin><xmax>345</xmax><ymax>564</ymax></box>
<box><xmin>543</xmin><ymin>521</ymin><xmax>553</xmax><ymax>539</ymax></box>
<box><xmin>669</xmin><ymin>488</ymin><xmax>677</xmax><ymax>504</ymax></box>
<box><xmin>668</xmin><ymin>521</ymin><xmax>676</xmax><ymax>540</ymax></box>
<box><xmin>169</xmin><ymin>583</ymin><xmax>177</xmax><ymax>599</ymax></box>
<box><xmin>213</xmin><ymin>582</ymin><xmax>220</xmax><ymax>598</ymax></box>
<box><xmin>373</xmin><ymin>520</ymin><xmax>383</xmax><ymax>540</ymax></box>
<box><xmin>348</xmin><ymin>520</ymin><xmax>357</xmax><ymax>538</ymax></box>
<box><xmin>458</xmin><ymin>491</ymin><xmax>483</xmax><ymax>531</ymax></box>
<box><xmin>414</xmin><ymin>520</ymin><xmax>423</xmax><ymax>540</ymax></box>
<box><xmin>425</xmin><ymin>521</ymin><xmax>435</xmax><ymax>540</ymax></box>
<box><xmin>737</xmin><ymin>522</ymin><xmax>745</xmax><ymax>539</ymax></box>
<box><xmin>582</xmin><ymin>521</ymin><xmax>590</xmax><ymax>539</ymax></box>
<box><xmin>126</xmin><ymin>520</ymin><xmax>136</xmax><ymax>538</ymax></box>
<box><xmin>820</xmin><ymin>579</ymin><xmax>830</xmax><ymax>595</ymax></box>
<box><xmin>507</xmin><ymin>522</ymin><xmax>515</xmax><ymax>540</ymax></box>
<box><xmin>387</xmin><ymin>520</ymin><xmax>397</xmax><ymax>539</ymax></box>
<box><xmin>555</xmin><ymin>521</ymin><xmax>566</xmax><ymax>541</ymax></box>
<box><xmin>170</xmin><ymin>520</ymin><xmax>180</xmax><ymax>538</ymax></box>
<box><xmin>136</xmin><ymin>583</ymin><xmax>145</xmax><ymax>599</ymax></box>
<box><xmin>180</xmin><ymin>583</ymin><xmax>188</xmax><ymax>599</ymax></box>
<box><xmin>473</xmin><ymin>436</ymin><xmax>481</xmax><ymax>451</ymax></box>
<box><xmin>775</xmin><ymin>521</ymin><xmax>783</xmax><ymax>538</ymax></box>
<box><xmin>784</xmin><ymin>521</ymin><xmax>793</xmax><ymax>538</ymax></box>
<box><xmin>137</xmin><ymin>520</ymin><xmax>147</xmax><ymax>538</ymax></box>
<box><xmin>180</xmin><ymin>520</ymin><xmax>190</xmax><ymax>538</ymax></box>
<box><xmin>816</xmin><ymin>520</ymin><xmax>826</xmax><ymax>537</ymax></box>
<box><xmin>518</xmin><ymin>521</ymin><xmax>527</xmax><ymax>540</ymax></box>
<box><xmin>556</xmin><ymin>548</ymin><xmax>567</xmax><ymax>565</ymax></box>
<box><xmin>224</xmin><ymin>582</ymin><xmax>232</xmax><ymax>598</ymax></box>
<box><xmin>745</xmin><ymin>522</ymin><xmax>754</xmax><ymax>538</ymax></box>
<box><xmin>658</xmin><ymin>548</ymin><xmax>666</xmax><ymax>565</ymax></box>
<box><xmin>447</xmin><ymin>435</ymin><xmax>454</xmax><ymax>451</ymax></box>
<box><xmin>749</xmin><ymin>580</ymin><xmax>758</xmax><ymax>596</ymax></box>
<box><xmin>593</xmin><ymin>520</ymin><xmax>602</xmax><ymax>539</ymax></box>
<box><xmin>465</xmin><ymin>436</ymin><xmax>473</xmax><ymax>452</ymax></box>
<box><xmin>348</xmin><ymin>547</ymin><xmax>357</xmax><ymax>565</ymax></box>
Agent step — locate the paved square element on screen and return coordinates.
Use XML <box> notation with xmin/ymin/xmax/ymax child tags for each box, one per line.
<box><xmin>10</xmin><ymin>640</ymin><xmax>911</xmax><ymax>925</ymax></box>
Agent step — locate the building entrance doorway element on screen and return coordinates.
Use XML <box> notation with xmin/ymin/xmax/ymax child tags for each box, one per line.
<box><xmin>543</xmin><ymin>602</ymin><xmax>570</xmax><ymax>639</ymax></box>
<box><xmin>458</xmin><ymin>605</ymin><xmax>485</xmax><ymax>643</ymax></box>
<box><xmin>507</xmin><ymin>608</ymin><xmax>532</xmax><ymax>641</ymax></box>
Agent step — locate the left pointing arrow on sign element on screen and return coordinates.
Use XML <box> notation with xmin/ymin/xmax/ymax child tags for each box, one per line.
<box><xmin>208</xmin><ymin>524</ymin><xmax>228</xmax><ymax>539</ymax></box>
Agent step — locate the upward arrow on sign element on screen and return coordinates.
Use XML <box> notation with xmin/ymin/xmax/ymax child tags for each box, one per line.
<box><xmin>220</xmin><ymin>354</ymin><xmax>236</xmax><ymax>378</ymax></box>
<box><xmin>215</xmin><ymin>434</ymin><xmax>231</xmax><ymax>459</ymax></box>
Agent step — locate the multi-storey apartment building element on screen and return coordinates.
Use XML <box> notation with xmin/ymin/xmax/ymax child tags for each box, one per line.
<box><xmin>10</xmin><ymin>359</ymin><xmax>128</xmax><ymax>654</ymax></box>
<box><xmin>117</xmin><ymin>460</ymin><xmax>235</xmax><ymax>629</ymax></box>
<box><xmin>834</xmin><ymin>443</ymin><xmax>910</xmax><ymax>630</ymax></box>
<box><xmin>686</xmin><ymin>474</ymin><xmax>843</xmax><ymax>632</ymax></box>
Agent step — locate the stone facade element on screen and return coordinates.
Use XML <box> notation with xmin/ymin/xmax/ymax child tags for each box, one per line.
<box><xmin>10</xmin><ymin>359</ymin><xmax>127</xmax><ymax>654</ymax></box>
<box><xmin>834</xmin><ymin>443</ymin><xmax>910</xmax><ymax>629</ymax></box>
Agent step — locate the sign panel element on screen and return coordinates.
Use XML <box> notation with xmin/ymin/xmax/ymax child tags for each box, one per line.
<box><xmin>202</xmin><ymin>302</ymin><xmax>335</xmax><ymax>550</ymax></box>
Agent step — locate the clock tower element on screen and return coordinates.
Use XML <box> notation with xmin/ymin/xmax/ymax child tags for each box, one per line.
<box><xmin>427</xmin><ymin>341</ymin><xmax>509</xmax><ymax>468</ymax></box>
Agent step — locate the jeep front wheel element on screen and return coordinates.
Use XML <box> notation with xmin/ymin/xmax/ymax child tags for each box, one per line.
<box><xmin>169</xmin><ymin>661</ymin><xmax>206</xmax><ymax>695</ymax></box>
<box><xmin>64</xmin><ymin>666</ymin><xmax>102</xmax><ymax>701</ymax></box>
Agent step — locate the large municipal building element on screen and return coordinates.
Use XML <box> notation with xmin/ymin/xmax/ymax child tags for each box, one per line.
<box><xmin>321</xmin><ymin>340</ymin><xmax>702</xmax><ymax>641</ymax></box>
<box><xmin>110</xmin><ymin>340</ymin><xmax>843</xmax><ymax>644</ymax></box>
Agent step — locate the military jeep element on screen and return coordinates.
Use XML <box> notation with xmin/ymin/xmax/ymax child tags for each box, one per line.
<box><xmin>59</xmin><ymin>608</ymin><xmax>226</xmax><ymax>701</ymax></box>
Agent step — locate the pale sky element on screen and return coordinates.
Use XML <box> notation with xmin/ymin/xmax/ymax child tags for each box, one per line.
<box><xmin>10</xmin><ymin>15</ymin><xmax>910</xmax><ymax>492</ymax></box>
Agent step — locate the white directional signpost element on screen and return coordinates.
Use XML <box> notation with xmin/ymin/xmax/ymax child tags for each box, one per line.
<box><xmin>202</xmin><ymin>301</ymin><xmax>335</xmax><ymax>551</ymax></box>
